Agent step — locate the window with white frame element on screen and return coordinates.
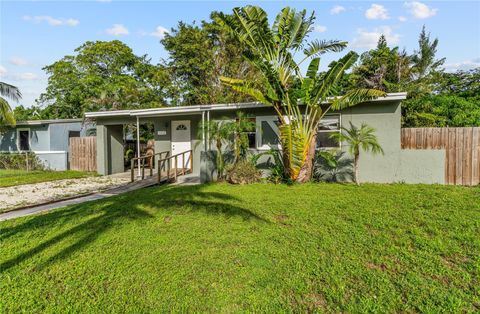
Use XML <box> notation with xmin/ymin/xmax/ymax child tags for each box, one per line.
<box><xmin>316</xmin><ymin>114</ymin><xmax>341</xmax><ymax>149</ymax></box>
<box><xmin>256</xmin><ymin>116</ymin><xmax>281</xmax><ymax>150</ymax></box>
<box><xmin>255</xmin><ymin>114</ymin><xmax>341</xmax><ymax>150</ymax></box>
<box><xmin>17</xmin><ymin>128</ymin><xmax>31</xmax><ymax>151</ymax></box>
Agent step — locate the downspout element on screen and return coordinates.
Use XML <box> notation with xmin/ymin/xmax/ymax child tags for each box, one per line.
<box><xmin>136</xmin><ymin>116</ymin><xmax>141</xmax><ymax>176</ymax></box>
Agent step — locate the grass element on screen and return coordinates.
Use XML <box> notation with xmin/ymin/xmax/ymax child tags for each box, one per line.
<box><xmin>1</xmin><ymin>183</ymin><xmax>479</xmax><ymax>312</ymax></box>
<box><xmin>0</xmin><ymin>169</ymin><xmax>95</xmax><ymax>187</ymax></box>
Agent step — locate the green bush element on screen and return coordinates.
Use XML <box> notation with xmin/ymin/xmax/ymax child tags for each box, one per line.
<box><xmin>226</xmin><ymin>160</ymin><xmax>262</xmax><ymax>184</ymax></box>
<box><xmin>0</xmin><ymin>152</ymin><xmax>45</xmax><ymax>170</ymax></box>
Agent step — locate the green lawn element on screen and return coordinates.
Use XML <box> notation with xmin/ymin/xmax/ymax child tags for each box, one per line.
<box><xmin>0</xmin><ymin>169</ymin><xmax>95</xmax><ymax>187</ymax></box>
<box><xmin>1</xmin><ymin>183</ymin><xmax>479</xmax><ymax>312</ymax></box>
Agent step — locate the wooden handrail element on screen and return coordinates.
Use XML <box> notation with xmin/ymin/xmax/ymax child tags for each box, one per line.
<box><xmin>131</xmin><ymin>150</ymin><xmax>170</xmax><ymax>182</ymax></box>
<box><xmin>157</xmin><ymin>150</ymin><xmax>193</xmax><ymax>184</ymax></box>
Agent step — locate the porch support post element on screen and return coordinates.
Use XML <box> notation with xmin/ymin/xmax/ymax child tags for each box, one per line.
<box><xmin>207</xmin><ymin>110</ymin><xmax>210</xmax><ymax>150</ymax></box>
<box><xmin>136</xmin><ymin>116</ymin><xmax>141</xmax><ymax>176</ymax></box>
<box><xmin>202</xmin><ymin>111</ymin><xmax>205</xmax><ymax>149</ymax></box>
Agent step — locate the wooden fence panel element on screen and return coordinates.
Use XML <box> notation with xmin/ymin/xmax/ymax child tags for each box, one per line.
<box><xmin>401</xmin><ymin>127</ymin><xmax>480</xmax><ymax>186</ymax></box>
<box><xmin>69</xmin><ymin>137</ymin><xmax>97</xmax><ymax>172</ymax></box>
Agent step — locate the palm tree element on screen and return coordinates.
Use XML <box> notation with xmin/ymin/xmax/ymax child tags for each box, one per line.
<box><xmin>0</xmin><ymin>82</ymin><xmax>21</xmax><ymax>126</ymax></box>
<box><xmin>330</xmin><ymin>122</ymin><xmax>384</xmax><ymax>185</ymax></box>
<box><xmin>216</xmin><ymin>6</ymin><xmax>385</xmax><ymax>182</ymax></box>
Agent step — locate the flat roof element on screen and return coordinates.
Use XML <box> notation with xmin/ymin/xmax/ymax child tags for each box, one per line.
<box><xmin>15</xmin><ymin>118</ymin><xmax>83</xmax><ymax>125</ymax></box>
<box><xmin>85</xmin><ymin>92</ymin><xmax>407</xmax><ymax>119</ymax></box>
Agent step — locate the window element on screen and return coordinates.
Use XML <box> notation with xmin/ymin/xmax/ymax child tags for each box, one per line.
<box><xmin>316</xmin><ymin>114</ymin><xmax>341</xmax><ymax>149</ymax></box>
<box><xmin>255</xmin><ymin>114</ymin><xmax>341</xmax><ymax>150</ymax></box>
<box><xmin>17</xmin><ymin>129</ymin><xmax>30</xmax><ymax>151</ymax></box>
<box><xmin>176</xmin><ymin>124</ymin><xmax>187</xmax><ymax>131</ymax></box>
<box><xmin>256</xmin><ymin>116</ymin><xmax>281</xmax><ymax>150</ymax></box>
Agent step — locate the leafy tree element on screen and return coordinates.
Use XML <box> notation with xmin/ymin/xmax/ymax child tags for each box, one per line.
<box><xmin>330</xmin><ymin>122</ymin><xmax>383</xmax><ymax>185</ymax></box>
<box><xmin>38</xmin><ymin>40</ymin><xmax>169</xmax><ymax>118</ymax></box>
<box><xmin>0</xmin><ymin>82</ymin><xmax>20</xmax><ymax>126</ymax></box>
<box><xmin>161</xmin><ymin>14</ymin><xmax>259</xmax><ymax>106</ymax></box>
<box><xmin>402</xmin><ymin>94</ymin><xmax>480</xmax><ymax>127</ymax></box>
<box><xmin>435</xmin><ymin>68</ymin><xmax>480</xmax><ymax>99</ymax></box>
<box><xmin>349</xmin><ymin>36</ymin><xmax>412</xmax><ymax>92</ymax></box>
<box><xmin>217</xmin><ymin>6</ymin><xmax>384</xmax><ymax>182</ymax></box>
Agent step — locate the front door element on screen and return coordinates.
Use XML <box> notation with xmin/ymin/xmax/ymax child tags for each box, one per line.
<box><xmin>171</xmin><ymin>120</ymin><xmax>191</xmax><ymax>169</ymax></box>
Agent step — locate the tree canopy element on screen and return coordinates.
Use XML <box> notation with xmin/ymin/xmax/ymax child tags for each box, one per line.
<box><xmin>37</xmin><ymin>40</ymin><xmax>169</xmax><ymax>119</ymax></box>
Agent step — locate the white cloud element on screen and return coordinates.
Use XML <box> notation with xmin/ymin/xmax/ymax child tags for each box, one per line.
<box><xmin>405</xmin><ymin>1</ymin><xmax>438</xmax><ymax>19</ymax></box>
<box><xmin>15</xmin><ymin>72</ymin><xmax>39</xmax><ymax>81</ymax></box>
<box><xmin>314</xmin><ymin>25</ymin><xmax>327</xmax><ymax>33</ymax></box>
<box><xmin>398</xmin><ymin>16</ymin><xmax>407</xmax><ymax>22</ymax></box>
<box><xmin>9</xmin><ymin>56</ymin><xmax>28</xmax><ymax>66</ymax></box>
<box><xmin>23</xmin><ymin>15</ymin><xmax>79</xmax><ymax>27</ymax></box>
<box><xmin>351</xmin><ymin>26</ymin><xmax>400</xmax><ymax>49</ymax></box>
<box><xmin>330</xmin><ymin>5</ymin><xmax>346</xmax><ymax>15</ymax></box>
<box><xmin>444</xmin><ymin>58</ymin><xmax>480</xmax><ymax>72</ymax></box>
<box><xmin>365</xmin><ymin>4</ymin><xmax>389</xmax><ymax>20</ymax></box>
<box><xmin>150</xmin><ymin>26</ymin><xmax>169</xmax><ymax>39</ymax></box>
<box><xmin>106</xmin><ymin>24</ymin><xmax>129</xmax><ymax>36</ymax></box>
<box><xmin>0</xmin><ymin>65</ymin><xmax>7</xmax><ymax>76</ymax></box>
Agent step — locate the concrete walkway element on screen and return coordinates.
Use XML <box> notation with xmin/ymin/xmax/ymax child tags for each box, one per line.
<box><xmin>0</xmin><ymin>176</ymin><xmax>158</xmax><ymax>222</ymax></box>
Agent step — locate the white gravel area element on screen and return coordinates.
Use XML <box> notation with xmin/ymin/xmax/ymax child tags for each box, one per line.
<box><xmin>0</xmin><ymin>175</ymin><xmax>131</xmax><ymax>212</ymax></box>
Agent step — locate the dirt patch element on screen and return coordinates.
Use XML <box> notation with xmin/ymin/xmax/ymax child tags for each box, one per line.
<box><xmin>0</xmin><ymin>175</ymin><xmax>130</xmax><ymax>212</ymax></box>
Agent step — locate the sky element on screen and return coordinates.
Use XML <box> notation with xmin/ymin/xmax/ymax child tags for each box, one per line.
<box><xmin>1</xmin><ymin>0</ymin><xmax>479</xmax><ymax>108</ymax></box>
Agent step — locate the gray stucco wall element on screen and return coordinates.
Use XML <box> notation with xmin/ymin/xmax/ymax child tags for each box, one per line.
<box><xmin>340</xmin><ymin>101</ymin><xmax>445</xmax><ymax>184</ymax></box>
<box><xmin>49</xmin><ymin>122</ymin><xmax>82</xmax><ymax>151</ymax></box>
<box><xmin>93</xmin><ymin>100</ymin><xmax>445</xmax><ymax>184</ymax></box>
<box><xmin>0</xmin><ymin>122</ymin><xmax>86</xmax><ymax>170</ymax></box>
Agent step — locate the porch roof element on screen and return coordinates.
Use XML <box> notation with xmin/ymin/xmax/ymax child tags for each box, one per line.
<box><xmin>84</xmin><ymin>92</ymin><xmax>407</xmax><ymax>119</ymax></box>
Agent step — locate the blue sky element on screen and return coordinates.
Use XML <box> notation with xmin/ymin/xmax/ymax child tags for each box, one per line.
<box><xmin>1</xmin><ymin>0</ymin><xmax>479</xmax><ymax>107</ymax></box>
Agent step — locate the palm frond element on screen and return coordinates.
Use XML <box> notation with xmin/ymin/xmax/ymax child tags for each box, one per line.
<box><xmin>0</xmin><ymin>97</ymin><xmax>16</xmax><ymax>126</ymax></box>
<box><xmin>220</xmin><ymin>76</ymin><xmax>272</xmax><ymax>105</ymax></box>
<box><xmin>303</xmin><ymin>39</ymin><xmax>347</xmax><ymax>58</ymax></box>
<box><xmin>330</xmin><ymin>88</ymin><xmax>386</xmax><ymax>111</ymax></box>
<box><xmin>0</xmin><ymin>82</ymin><xmax>22</xmax><ymax>102</ymax></box>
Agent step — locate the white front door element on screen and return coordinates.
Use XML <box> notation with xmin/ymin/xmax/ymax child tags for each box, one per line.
<box><xmin>171</xmin><ymin>120</ymin><xmax>191</xmax><ymax>169</ymax></box>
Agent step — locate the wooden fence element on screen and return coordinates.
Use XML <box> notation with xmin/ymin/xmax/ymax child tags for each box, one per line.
<box><xmin>69</xmin><ymin>137</ymin><xmax>97</xmax><ymax>172</ymax></box>
<box><xmin>401</xmin><ymin>127</ymin><xmax>480</xmax><ymax>185</ymax></box>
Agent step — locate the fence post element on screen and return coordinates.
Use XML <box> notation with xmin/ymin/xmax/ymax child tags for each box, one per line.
<box><xmin>157</xmin><ymin>156</ymin><xmax>162</xmax><ymax>184</ymax></box>
<box><xmin>141</xmin><ymin>158</ymin><xmax>145</xmax><ymax>180</ymax></box>
<box><xmin>25</xmin><ymin>152</ymin><xmax>29</xmax><ymax>171</ymax></box>
<box><xmin>150</xmin><ymin>155</ymin><xmax>153</xmax><ymax>177</ymax></box>
<box><xmin>189</xmin><ymin>150</ymin><xmax>193</xmax><ymax>173</ymax></box>
<box><xmin>174</xmin><ymin>155</ymin><xmax>178</xmax><ymax>181</ymax></box>
<box><xmin>182</xmin><ymin>152</ymin><xmax>185</xmax><ymax>175</ymax></box>
<box><xmin>167</xmin><ymin>158</ymin><xmax>170</xmax><ymax>182</ymax></box>
<box><xmin>131</xmin><ymin>159</ymin><xmax>135</xmax><ymax>182</ymax></box>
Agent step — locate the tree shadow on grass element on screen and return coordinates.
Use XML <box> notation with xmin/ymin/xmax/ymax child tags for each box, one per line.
<box><xmin>0</xmin><ymin>184</ymin><xmax>268</xmax><ymax>273</ymax></box>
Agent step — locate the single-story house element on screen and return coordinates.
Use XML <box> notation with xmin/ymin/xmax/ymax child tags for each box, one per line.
<box><xmin>0</xmin><ymin>119</ymin><xmax>91</xmax><ymax>170</ymax></box>
<box><xmin>85</xmin><ymin>92</ymin><xmax>446</xmax><ymax>184</ymax></box>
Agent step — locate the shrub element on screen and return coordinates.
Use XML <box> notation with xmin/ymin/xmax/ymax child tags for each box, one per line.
<box><xmin>0</xmin><ymin>152</ymin><xmax>45</xmax><ymax>170</ymax></box>
<box><xmin>226</xmin><ymin>160</ymin><xmax>262</xmax><ymax>184</ymax></box>
<box><xmin>313</xmin><ymin>150</ymin><xmax>353</xmax><ymax>183</ymax></box>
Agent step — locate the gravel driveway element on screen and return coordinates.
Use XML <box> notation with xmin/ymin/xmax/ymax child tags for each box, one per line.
<box><xmin>0</xmin><ymin>175</ymin><xmax>131</xmax><ymax>212</ymax></box>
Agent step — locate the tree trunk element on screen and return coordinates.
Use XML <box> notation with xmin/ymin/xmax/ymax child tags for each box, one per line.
<box><xmin>353</xmin><ymin>152</ymin><xmax>359</xmax><ymax>185</ymax></box>
<box><xmin>296</xmin><ymin>133</ymin><xmax>317</xmax><ymax>183</ymax></box>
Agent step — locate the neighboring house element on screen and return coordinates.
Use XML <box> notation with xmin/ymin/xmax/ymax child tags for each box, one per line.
<box><xmin>0</xmin><ymin>119</ymin><xmax>92</xmax><ymax>170</ymax></box>
<box><xmin>85</xmin><ymin>92</ymin><xmax>445</xmax><ymax>184</ymax></box>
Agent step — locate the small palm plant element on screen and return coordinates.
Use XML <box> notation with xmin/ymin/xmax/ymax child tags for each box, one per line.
<box><xmin>197</xmin><ymin>120</ymin><xmax>232</xmax><ymax>180</ymax></box>
<box><xmin>229</xmin><ymin>111</ymin><xmax>255</xmax><ymax>164</ymax></box>
<box><xmin>0</xmin><ymin>82</ymin><xmax>21</xmax><ymax>126</ymax></box>
<box><xmin>330</xmin><ymin>122</ymin><xmax>384</xmax><ymax>185</ymax></box>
